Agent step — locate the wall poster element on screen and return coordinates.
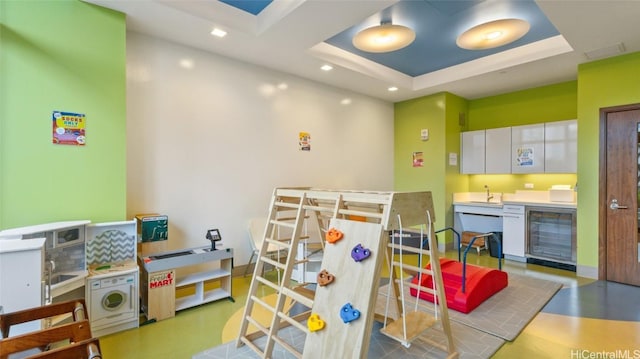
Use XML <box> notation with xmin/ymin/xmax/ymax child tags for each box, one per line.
<box><xmin>299</xmin><ymin>132</ymin><xmax>311</xmax><ymax>151</ymax></box>
<box><xmin>52</xmin><ymin>111</ymin><xmax>86</xmax><ymax>145</ymax></box>
<box><xmin>412</xmin><ymin>152</ymin><xmax>424</xmax><ymax>167</ymax></box>
<box><xmin>516</xmin><ymin>147</ymin><xmax>534</xmax><ymax>167</ymax></box>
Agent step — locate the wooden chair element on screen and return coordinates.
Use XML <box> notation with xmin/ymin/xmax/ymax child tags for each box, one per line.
<box><xmin>26</xmin><ymin>337</ymin><xmax>102</xmax><ymax>359</ymax></box>
<box><xmin>0</xmin><ymin>320</ymin><xmax>93</xmax><ymax>359</ymax></box>
<box><xmin>0</xmin><ymin>299</ymin><xmax>87</xmax><ymax>338</ymax></box>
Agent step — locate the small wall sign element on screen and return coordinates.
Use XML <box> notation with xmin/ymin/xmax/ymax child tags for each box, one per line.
<box><xmin>299</xmin><ymin>131</ymin><xmax>311</xmax><ymax>151</ymax></box>
<box><xmin>52</xmin><ymin>111</ymin><xmax>86</xmax><ymax>145</ymax></box>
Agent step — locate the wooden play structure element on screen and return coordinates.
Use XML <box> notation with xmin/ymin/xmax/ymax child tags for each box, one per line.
<box><xmin>236</xmin><ymin>187</ymin><xmax>457</xmax><ymax>358</ymax></box>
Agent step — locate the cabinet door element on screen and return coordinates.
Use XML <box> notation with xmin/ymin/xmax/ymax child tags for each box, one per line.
<box><xmin>485</xmin><ymin>127</ymin><xmax>511</xmax><ymax>174</ymax></box>
<box><xmin>544</xmin><ymin>119</ymin><xmax>577</xmax><ymax>173</ymax></box>
<box><xmin>511</xmin><ymin>124</ymin><xmax>545</xmax><ymax>173</ymax></box>
<box><xmin>502</xmin><ymin>211</ymin><xmax>525</xmax><ymax>258</ymax></box>
<box><xmin>460</xmin><ymin>130</ymin><xmax>485</xmax><ymax>174</ymax></box>
<box><xmin>0</xmin><ymin>243</ymin><xmax>44</xmax><ymax>335</ymax></box>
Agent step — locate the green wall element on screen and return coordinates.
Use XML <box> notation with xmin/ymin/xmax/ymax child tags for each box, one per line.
<box><xmin>576</xmin><ymin>51</ymin><xmax>640</xmax><ymax>269</ymax></box>
<box><xmin>394</xmin><ymin>92</ymin><xmax>467</xmax><ymax>239</ymax></box>
<box><xmin>467</xmin><ymin>81</ymin><xmax>578</xmax><ymax>130</ymax></box>
<box><xmin>0</xmin><ymin>1</ymin><xmax>127</xmax><ymax>229</ymax></box>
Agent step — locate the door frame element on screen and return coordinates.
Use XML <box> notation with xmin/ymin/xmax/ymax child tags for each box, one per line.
<box><xmin>598</xmin><ymin>103</ymin><xmax>640</xmax><ymax>280</ymax></box>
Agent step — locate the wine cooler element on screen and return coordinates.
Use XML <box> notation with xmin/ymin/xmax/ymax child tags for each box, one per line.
<box><xmin>525</xmin><ymin>206</ymin><xmax>577</xmax><ymax>270</ymax></box>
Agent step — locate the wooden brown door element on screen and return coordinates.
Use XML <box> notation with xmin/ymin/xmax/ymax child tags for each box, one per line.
<box><xmin>601</xmin><ymin>105</ymin><xmax>640</xmax><ymax>286</ymax></box>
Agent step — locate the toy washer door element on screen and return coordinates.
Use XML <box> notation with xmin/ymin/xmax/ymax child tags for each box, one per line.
<box><xmin>102</xmin><ymin>290</ymin><xmax>127</xmax><ymax>311</ymax></box>
<box><xmin>89</xmin><ymin>273</ymin><xmax>136</xmax><ymax>324</ymax></box>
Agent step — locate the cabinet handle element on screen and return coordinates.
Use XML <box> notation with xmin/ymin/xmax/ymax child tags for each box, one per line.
<box><xmin>502</xmin><ymin>214</ymin><xmax>522</xmax><ymax>218</ymax></box>
<box><xmin>610</xmin><ymin>199</ymin><xmax>628</xmax><ymax>210</ymax></box>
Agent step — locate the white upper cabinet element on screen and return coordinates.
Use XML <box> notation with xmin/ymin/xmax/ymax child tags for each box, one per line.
<box><xmin>511</xmin><ymin>124</ymin><xmax>545</xmax><ymax>174</ymax></box>
<box><xmin>544</xmin><ymin>119</ymin><xmax>577</xmax><ymax>173</ymax></box>
<box><xmin>485</xmin><ymin>127</ymin><xmax>512</xmax><ymax>174</ymax></box>
<box><xmin>460</xmin><ymin>130</ymin><xmax>485</xmax><ymax>174</ymax></box>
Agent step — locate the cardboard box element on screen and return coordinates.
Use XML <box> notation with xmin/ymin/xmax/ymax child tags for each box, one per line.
<box><xmin>135</xmin><ymin>214</ymin><xmax>168</xmax><ymax>242</ymax></box>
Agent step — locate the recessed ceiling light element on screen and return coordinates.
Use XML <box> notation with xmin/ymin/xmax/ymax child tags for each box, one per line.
<box><xmin>457</xmin><ymin>19</ymin><xmax>529</xmax><ymax>50</ymax></box>
<box><xmin>353</xmin><ymin>22</ymin><xmax>416</xmax><ymax>53</ymax></box>
<box><xmin>321</xmin><ymin>64</ymin><xmax>333</xmax><ymax>71</ymax></box>
<box><xmin>179</xmin><ymin>59</ymin><xmax>194</xmax><ymax>69</ymax></box>
<box><xmin>388</xmin><ymin>86</ymin><xmax>398</xmax><ymax>92</ymax></box>
<box><xmin>340</xmin><ymin>98</ymin><xmax>352</xmax><ymax>105</ymax></box>
<box><xmin>211</xmin><ymin>28</ymin><xmax>227</xmax><ymax>38</ymax></box>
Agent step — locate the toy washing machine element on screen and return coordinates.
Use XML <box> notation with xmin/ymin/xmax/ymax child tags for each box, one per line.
<box><xmin>87</xmin><ymin>267</ymin><xmax>139</xmax><ymax>337</ymax></box>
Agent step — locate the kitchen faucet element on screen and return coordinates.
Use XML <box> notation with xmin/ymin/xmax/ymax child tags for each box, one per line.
<box><xmin>484</xmin><ymin>185</ymin><xmax>493</xmax><ymax>202</ymax></box>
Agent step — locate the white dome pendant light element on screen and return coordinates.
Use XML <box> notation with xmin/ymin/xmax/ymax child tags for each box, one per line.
<box><xmin>353</xmin><ymin>22</ymin><xmax>416</xmax><ymax>53</ymax></box>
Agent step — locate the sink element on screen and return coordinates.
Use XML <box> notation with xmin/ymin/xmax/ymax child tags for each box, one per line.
<box><xmin>470</xmin><ymin>201</ymin><xmax>502</xmax><ymax>205</ymax></box>
<box><xmin>50</xmin><ymin>274</ymin><xmax>78</xmax><ymax>285</ymax></box>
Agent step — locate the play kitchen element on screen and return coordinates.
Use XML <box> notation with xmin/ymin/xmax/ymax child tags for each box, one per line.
<box><xmin>454</xmin><ymin>186</ymin><xmax>577</xmax><ymax>271</ymax></box>
<box><xmin>0</xmin><ymin>219</ymin><xmax>139</xmax><ymax>337</ymax></box>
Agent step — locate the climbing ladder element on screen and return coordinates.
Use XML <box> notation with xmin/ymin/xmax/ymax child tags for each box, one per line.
<box><xmin>380</xmin><ymin>212</ymin><xmax>457</xmax><ymax>358</ymax></box>
<box><xmin>236</xmin><ymin>189</ymin><xmax>317</xmax><ymax>358</ymax></box>
<box><xmin>237</xmin><ymin>188</ymin><xmax>442</xmax><ymax>358</ymax></box>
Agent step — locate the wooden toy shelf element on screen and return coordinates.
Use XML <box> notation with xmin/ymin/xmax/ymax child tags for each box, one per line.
<box><xmin>175</xmin><ymin>260</ymin><xmax>233</xmax><ymax>311</ymax></box>
<box><xmin>139</xmin><ymin>246</ymin><xmax>233</xmax><ymax>321</ymax></box>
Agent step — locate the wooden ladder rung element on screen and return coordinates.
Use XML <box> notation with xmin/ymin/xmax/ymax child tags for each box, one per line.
<box><xmin>338</xmin><ymin>208</ymin><xmax>384</xmax><ymax>219</ymax></box>
<box><xmin>239</xmin><ymin>335</ymin><xmax>265</xmax><ymax>356</ymax></box>
<box><xmin>270</xmin><ymin>219</ymin><xmax>296</xmax><ymax>229</ymax></box>
<box><xmin>281</xmin><ymin>287</ymin><xmax>314</xmax><ymax>308</ymax></box>
<box><xmin>302</xmin><ymin>204</ymin><xmax>334</xmax><ymax>213</ymax></box>
<box><xmin>255</xmin><ymin>276</ymin><xmax>280</xmax><ymax>291</ymax></box>
<box><xmin>275</xmin><ymin>201</ymin><xmax>301</xmax><ymax>209</ymax></box>
<box><xmin>391</xmin><ymin>262</ymin><xmax>433</xmax><ymax>277</ymax></box>
<box><xmin>270</xmin><ymin>333</ymin><xmax>303</xmax><ymax>359</ymax></box>
<box><xmin>261</xmin><ymin>256</ymin><xmax>286</xmax><ymax>270</ymax></box>
<box><xmin>394</xmin><ymin>279</ymin><xmax>436</xmax><ymax>296</ymax></box>
<box><xmin>388</xmin><ymin>243</ymin><xmax>430</xmax><ymax>255</ymax></box>
<box><xmin>276</xmin><ymin>311</ymin><xmax>308</xmax><ymax>333</ymax></box>
<box><xmin>264</xmin><ymin>237</ymin><xmax>291</xmax><ymax>249</ymax></box>
<box><xmin>292</xmin><ymin>286</ymin><xmax>316</xmax><ymax>300</ymax></box>
<box><xmin>250</xmin><ymin>295</ymin><xmax>276</xmax><ymax>313</ymax></box>
<box><xmin>380</xmin><ymin>311</ymin><xmax>436</xmax><ymax>344</ymax></box>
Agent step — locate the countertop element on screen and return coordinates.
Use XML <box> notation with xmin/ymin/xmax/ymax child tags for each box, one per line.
<box><xmin>453</xmin><ymin>191</ymin><xmax>577</xmax><ymax>210</ymax></box>
<box><xmin>453</xmin><ymin>200</ymin><xmax>576</xmax><ymax>209</ymax></box>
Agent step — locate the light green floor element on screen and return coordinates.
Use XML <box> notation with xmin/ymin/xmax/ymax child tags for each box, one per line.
<box><xmin>99</xmin><ymin>251</ymin><xmax>628</xmax><ymax>358</ymax></box>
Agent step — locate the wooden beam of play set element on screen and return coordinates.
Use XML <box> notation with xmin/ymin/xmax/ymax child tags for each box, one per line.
<box><xmin>236</xmin><ymin>187</ymin><xmax>455</xmax><ymax>359</ymax></box>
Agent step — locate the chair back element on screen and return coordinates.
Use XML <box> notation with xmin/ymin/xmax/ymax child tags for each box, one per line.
<box><xmin>26</xmin><ymin>337</ymin><xmax>102</xmax><ymax>359</ymax></box>
<box><xmin>0</xmin><ymin>320</ymin><xmax>93</xmax><ymax>359</ymax></box>
<box><xmin>0</xmin><ymin>299</ymin><xmax>87</xmax><ymax>338</ymax></box>
<box><xmin>248</xmin><ymin>217</ymin><xmax>268</xmax><ymax>251</ymax></box>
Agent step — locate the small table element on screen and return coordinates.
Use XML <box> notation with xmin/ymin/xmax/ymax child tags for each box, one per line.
<box><xmin>138</xmin><ymin>245</ymin><xmax>233</xmax><ymax>322</ymax></box>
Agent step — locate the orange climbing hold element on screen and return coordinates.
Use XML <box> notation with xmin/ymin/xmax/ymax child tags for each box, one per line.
<box><xmin>326</xmin><ymin>228</ymin><xmax>344</xmax><ymax>244</ymax></box>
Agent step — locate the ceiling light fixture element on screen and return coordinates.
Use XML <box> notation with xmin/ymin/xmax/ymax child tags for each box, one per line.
<box><xmin>456</xmin><ymin>18</ymin><xmax>530</xmax><ymax>50</ymax></box>
<box><xmin>387</xmin><ymin>86</ymin><xmax>398</xmax><ymax>92</ymax></box>
<box><xmin>211</xmin><ymin>28</ymin><xmax>227</xmax><ymax>38</ymax></box>
<box><xmin>321</xmin><ymin>64</ymin><xmax>333</xmax><ymax>71</ymax></box>
<box><xmin>352</xmin><ymin>22</ymin><xmax>416</xmax><ymax>53</ymax></box>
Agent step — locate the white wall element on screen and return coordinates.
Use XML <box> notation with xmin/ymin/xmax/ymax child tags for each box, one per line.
<box><xmin>126</xmin><ymin>33</ymin><xmax>395</xmax><ymax>265</ymax></box>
